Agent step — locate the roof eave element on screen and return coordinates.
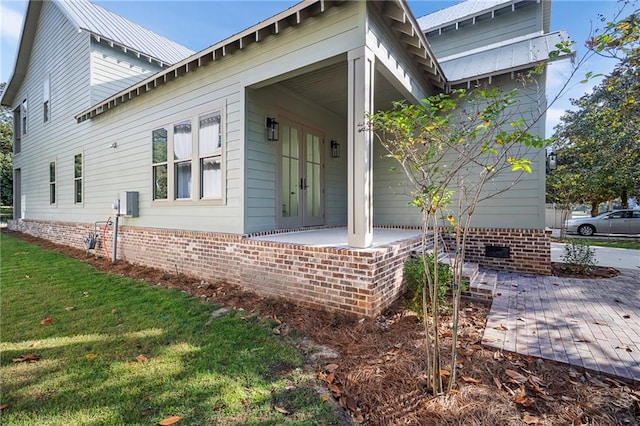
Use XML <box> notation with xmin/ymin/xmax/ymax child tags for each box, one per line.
<box><xmin>1</xmin><ymin>1</ymin><xmax>43</xmax><ymax>107</ymax></box>
<box><xmin>77</xmin><ymin>0</ymin><xmax>444</xmax><ymax>123</ymax></box>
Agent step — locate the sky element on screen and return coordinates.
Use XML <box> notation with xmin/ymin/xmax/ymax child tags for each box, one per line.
<box><xmin>0</xmin><ymin>0</ymin><xmax>632</xmax><ymax>136</ymax></box>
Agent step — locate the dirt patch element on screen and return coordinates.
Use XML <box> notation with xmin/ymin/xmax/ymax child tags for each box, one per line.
<box><xmin>551</xmin><ymin>262</ymin><xmax>621</xmax><ymax>278</ymax></box>
<box><xmin>5</xmin><ymin>230</ymin><xmax>639</xmax><ymax>425</ymax></box>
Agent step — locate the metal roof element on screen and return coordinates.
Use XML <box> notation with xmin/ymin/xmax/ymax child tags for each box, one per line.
<box><xmin>417</xmin><ymin>0</ymin><xmax>549</xmax><ymax>34</ymax></box>
<box><xmin>55</xmin><ymin>0</ymin><xmax>194</xmax><ymax>65</ymax></box>
<box><xmin>438</xmin><ymin>30</ymin><xmax>571</xmax><ymax>84</ymax></box>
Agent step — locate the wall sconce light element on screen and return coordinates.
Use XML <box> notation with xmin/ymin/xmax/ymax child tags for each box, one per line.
<box><xmin>266</xmin><ymin>117</ymin><xmax>279</xmax><ymax>142</ymax></box>
<box><xmin>330</xmin><ymin>140</ymin><xmax>340</xmax><ymax>158</ymax></box>
<box><xmin>546</xmin><ymin>150</ymin><xmax>557</xmax><ymax>173</ymax></box>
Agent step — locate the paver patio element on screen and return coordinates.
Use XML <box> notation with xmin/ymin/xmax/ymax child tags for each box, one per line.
<box><xmin>483</xmin><ymin>268</ymin><xmax>640</xmax><ymax>382</ymax></box>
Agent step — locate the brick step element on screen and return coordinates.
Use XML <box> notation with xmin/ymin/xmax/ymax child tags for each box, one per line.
<box><xmin>412</xmin><ymin>241</ymin><xmax>498</xmax><ymax>300</ymax></box>
<box><xmin>464</xmin><ymin>269</ymin><xmax>498</xmax><ymax>300</ymax></box>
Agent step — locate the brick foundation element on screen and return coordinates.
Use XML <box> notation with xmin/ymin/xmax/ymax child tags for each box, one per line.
<box><xmin>7</xmin><ymin>220</ymin><xmax>550</xmax><ymax>317</ymax></box>
<box><xmin>441</xmin><ymin>228</ymin><xmax>552</xmax><ymax>275</ymax></box>
<box><xmin>8</xmin><ymin>219</ymin><xmax>422</xmax><ymax>317</ymax></box>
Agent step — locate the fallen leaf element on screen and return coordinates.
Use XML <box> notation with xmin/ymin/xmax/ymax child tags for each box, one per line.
<box><xmin>320</xmin><ymin>395</ymin><xmax>328</xmax><ymax>402</ymax></box>
<box><xmin>345</xmin><ymin>396</ymin><xmax>358</xmax><ymax>412</ymax></box>
<box><xmin>461</xmin><ymin>376</ymin><xmax>481</xmax><ymax>384</ymax></box>
<box><xmin>616</xmin><ymin>345</ymin><xmax>634</xmax><ymax>352</ymax></box>
<box><xmin>40</xmin><ymin>317</ymin><xmax>54</xmax><ymax>325</ymax></box>
<box><xmin>25</xmin><ymin>275</ymin><xmax>30</xmax><ymax>279</ymax></box>
<box><xmin>623</xmin><ymin>314</ymin><xmax>631</xmax><ymax>319</ymax></box>
<box><xmin>12</xmin><ymin>354</ymin><xmax>41</xmax><ymax>363</ymax></box>
<box><xmin>274</xmin><ymin>406</ymin><xmax>290</xmax><ymax>415</ymax></box>
<box><xmin>561</xmin><ymin>395</ymin><xmax>576</xmax><ymax>402</ymax></box>
<box><xmin>325</xmin><ymin>363</ymin><xmax>339</xmax><ymax>371</ymax></box>
<box><xmin>440</xmin><ymin>369</ymin><xmax>451</xmax><ymax>377</ymax></box>
<box><xmin>325</xmin><ymin>371</ymin><xmax>335</xmax><ymax>384</ymax></box>
<box><xmin>83</xmin><ymin>291</ymin><xmax>89</xmax><ymax>297</ymax></box>
<box><xmin>523</xmin><ymin>414</ymin><xmax>539</xmax><ymax>424</ymax></box>
<box><xmin>327</xmin><ymin>383</ymin><xmax>341</xmax><ymax>397</ymax></box>
<box><xmin>493</xmin><ymin>324</ymin><xmax>509</xmax><ymax>331</ymax></box>
<box><xmin>137</xmin><ymin>355</ymin><xmax>148</xmax><ymax>363</ymax></box>
<box><xmin>86</xmin><ymin>353</ymin><xmax>97</xmax><ymax>359</ymax></box>
<box><xmin>159</xmin><ymin>415</ymin><xmax>183</xmax><ymax>425</ymax></box>
<box><xmin>505</xmin><ymin>369</ymin><xmax>527</xmax><ymax>383</ymax></box>
<box><xmin>493</xmin><ymin>351</ymin><xmax>505</xmax><ymax>361</ymax></box>
<box><xmin>514</xmin><ymin>395</ymin><xmax>535</xmax><ymax>406</ymax></box>
<box><xmin>0</xmin><ymin>404</ymin><xmax>8</xmax><ymax>411</ymax></box>
<box><xmin>353</xmin><ymin>412</ymin><xmax>364</xmax><ymax>423</ymax></box>
<box><xmin>65</xmin><ymin>306</ymin><xmax>74</xmax><ymax>311</ymax></box>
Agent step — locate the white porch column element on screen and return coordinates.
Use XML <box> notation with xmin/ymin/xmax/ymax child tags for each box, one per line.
<box><xmin>347</xmin><ymin>46</ymin><xmax>375</xmax><ymax>248</ymax></box>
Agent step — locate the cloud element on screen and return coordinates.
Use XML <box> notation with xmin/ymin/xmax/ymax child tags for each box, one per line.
<box><xmin>545</xmin><ymin>107</ymin><xmax>570</xmax><ymax>137</ymax></box>
<box><xmin>0</xmin><ymin>3</ymin><xmax>24</xmax><ymax>41</ymax></box>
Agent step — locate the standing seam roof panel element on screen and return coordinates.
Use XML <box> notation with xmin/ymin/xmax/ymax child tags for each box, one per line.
<box><xmin>54</xmin><ymin>0</ymin><xmax>194</xmax><ymax>64</ymax></box>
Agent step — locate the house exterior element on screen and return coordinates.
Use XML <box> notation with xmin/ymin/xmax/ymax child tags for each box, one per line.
<box><xmin>3</xmin><ymin>0</ymin><xmax>570</xmax><ymax>317</ymax></box>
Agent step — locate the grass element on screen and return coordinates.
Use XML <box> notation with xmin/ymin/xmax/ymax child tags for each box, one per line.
<box><xmin>0</xmin><ymin>233</ymin><xmax>340</xmax><ymax>425</ymax></box>
<box><xmin>552</xmin><ymin>237</ymin><xmax>640</xmax><ymax>250</ymax></box>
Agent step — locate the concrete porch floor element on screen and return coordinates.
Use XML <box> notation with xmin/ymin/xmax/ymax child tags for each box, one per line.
<box><xmin>248</xmin><ymin>227</ymin><xmax>423</xmax><ymax>249</ymax></box>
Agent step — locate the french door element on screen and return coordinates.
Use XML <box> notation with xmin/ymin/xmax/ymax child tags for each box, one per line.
<box><xmin>279</xmin><ymin>120</ymin><xmax>324</xmax><ymax>228</ymax></box>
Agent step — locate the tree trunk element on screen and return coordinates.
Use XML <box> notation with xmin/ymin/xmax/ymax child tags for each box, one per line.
<box><xmin>591</xmin><ymin>202</ymin><xmax>599</xmax><ymax>217</ymax></box>
<box><xmin>621</xmin><ymin>188</ymin><xmax>628</xmax><ymax>209</ymax></box>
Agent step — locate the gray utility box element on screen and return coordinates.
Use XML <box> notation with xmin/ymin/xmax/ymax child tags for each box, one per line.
<box><xmin>119</xmin><ymin>191</ymin><xmax>139</xmax><ymax>217</ymax></box>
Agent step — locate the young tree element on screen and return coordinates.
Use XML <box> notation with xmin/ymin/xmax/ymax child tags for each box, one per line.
<box><xmin>367</xmin><ymin>83</ymin><xmax>548</xmax><ymax>394</ymax></box>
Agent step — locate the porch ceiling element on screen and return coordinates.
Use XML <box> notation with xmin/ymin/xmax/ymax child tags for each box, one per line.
<box><xmin>277</xmin><ymin>60</ymin><xmax>405</xmax><ymax>117</ymax></box>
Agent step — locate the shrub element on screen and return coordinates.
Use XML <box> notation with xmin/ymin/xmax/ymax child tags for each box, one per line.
<box><xmin>561</xmin><ymin>240</ymin><xmax>598</xmax><ymax>274</ymax></box>
<box><xmin>404</xmin><ymin>254</ymin><xmax>453</xmax><ymax>318</ymax></box>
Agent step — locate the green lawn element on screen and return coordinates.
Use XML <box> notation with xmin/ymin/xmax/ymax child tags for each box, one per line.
<box><xmin>552</xmin><ymin>237</ymin><xmax>640</xmax><ymax>250</ymax></box>
<box><xmin>0</xmin><ymin>233</ymin><xmax>340</xmax><ymax>425</ymax></box>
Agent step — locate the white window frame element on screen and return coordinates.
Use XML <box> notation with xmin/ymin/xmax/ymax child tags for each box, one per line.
<box><xmin>74</xmin><ymin>153</ymin><xmax>83</xmax><ymax>204</ymax></box>
<box><xmin>43</xmin><ymin>75</ymin><xmax>50</xmax><ymax>123</ymax></box>
<box><xmin>12</xmin><ymin>105</ymin><xmax>21</xmax><ymax>154</ymax></box>
<box><xmin>151</xmin><ymin>105</ymin><xmax>225</xmax><ymax>205</ymax></box>
<box><xmin>21</xmin><ymin>98</ymin><xmax>27</xmax><ymax>136</ymax></box>
<box><xmin>49</xmin><ymin>160</ymin><xmax>56</xmax><ymax>205</ymax></box>
<box><xmin>152</xmin><ymin>127</ymin><xmax>168</xmax><ymax>200</ymax></box>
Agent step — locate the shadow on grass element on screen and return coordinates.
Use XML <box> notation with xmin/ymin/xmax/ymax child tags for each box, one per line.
<box><xmin>0</xmin><ymin>234</ymin><xmax>341</xmax><ymax>425</ymax></box>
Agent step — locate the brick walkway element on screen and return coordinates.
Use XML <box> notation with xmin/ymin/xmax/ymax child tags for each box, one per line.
<box><xmin>483</xmin><ymin>268</ymin><xmax>640</xmax><ymax>382</ymax></box>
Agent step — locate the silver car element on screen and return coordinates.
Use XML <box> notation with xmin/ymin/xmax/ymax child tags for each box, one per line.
<box><xmin>565</xmin><ymin>209</ymin><xmax>640</xmax><ymax>236</ymax></box>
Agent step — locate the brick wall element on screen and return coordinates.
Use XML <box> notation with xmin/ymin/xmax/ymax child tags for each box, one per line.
<box><xmin>441</xmin><ymin>228</ymin><xmax>552</xmax><ymax>275</ymax></box>
<box><xmin>8</xmin><ymin>219</ymin><xmax>422</xmax><ymax>317</ymax></box>
<box><xmin>7</xmin><ymin>220</ymin><xmax>551</xmax><ymax>316</ymax></box>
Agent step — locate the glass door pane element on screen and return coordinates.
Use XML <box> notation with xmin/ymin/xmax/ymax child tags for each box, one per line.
<box><xmin>281</xmin><ymin>124</ymin><xmax>300</xmax><ymax>223</ymax></box>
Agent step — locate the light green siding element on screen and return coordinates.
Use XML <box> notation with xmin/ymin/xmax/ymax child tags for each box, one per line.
<box><xmin>373</xmin><ymin>74</ymin><xmax>546</xmax><ymax>230</ymax></box>
<box><xmin>245</xmin><ymin>85</ymin><xmax>347</xmax><ymax>233</ymax></box>
<box><xmin>11</xmin><ymin>1</ymin><xmax>92</xmax><ymax>222</ymax></box>
<box><xmin>90</xmin><ymin>41</ymin><xmax>163</xmax><ymax>105</ymax></box>
<box><xmin>425</xmin><ymin>2</ymin><xmax>542</xmax><ymax>58</ymax></box>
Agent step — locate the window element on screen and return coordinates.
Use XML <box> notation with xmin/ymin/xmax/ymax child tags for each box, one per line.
<box><xmin>49</xmin><ymin>161</ymin><xmax>56</xmax><ymax>204</ymax></box>
<box><xmin>12</xmin><ymin>106</ymin><xmax>21</xmax><ymax>154</ymax></box>
<box><xmin>21</xmin><ymin>99</ymin><xmax>27</xmax><ymax>136</ymax></box>
<box><xmin>43</xmin><ymin>76</ymin><xmax>50</xmax><ymax>122</ymax></box>
<box><xmin>199</xmin><ymin>112</ymin><xmax>222</xmax><ymax>198</ymax></box>
<box><xmin>74</xmin><ymin>153</ymin><xmax>82</xmax><ymax>204</ymax></box>
<box><xmin>173</xmin><ymin>121</ymin><xmax>192</xmax><ymax>199</ymax></box>
<box><xmin>152</xmin><ymin>108</ymin><xmax>223</xmax><ymax>202</ymax></box>
<box><xmin>152</xmin><ymin>128</ymin><xmax>168</xmax><ymax>200</ymax></box>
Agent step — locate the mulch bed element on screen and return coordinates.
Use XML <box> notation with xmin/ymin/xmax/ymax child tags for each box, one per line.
<box><xmin>4</xmin><ymin>230</ymin><xmax>639</xmax><ymax>425</ymax></box>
